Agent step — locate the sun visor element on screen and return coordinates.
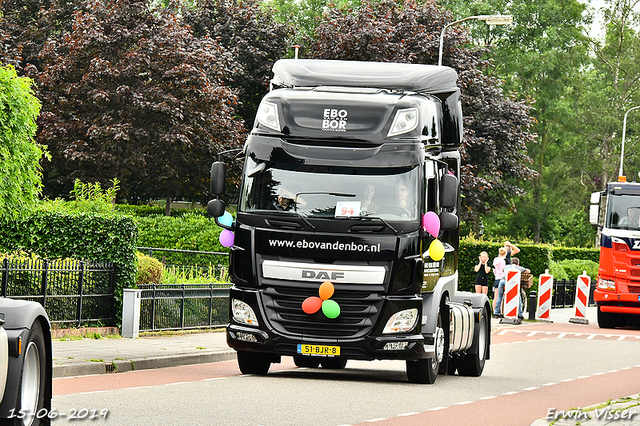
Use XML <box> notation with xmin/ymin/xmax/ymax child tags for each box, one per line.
<box><xmin>271</xmin><ymin>59</ymin><xmax>459</xmax><ymax>94</ymax></box>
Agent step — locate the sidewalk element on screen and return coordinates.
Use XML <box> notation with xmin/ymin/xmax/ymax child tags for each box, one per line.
<box><xmin>52</xmin><ymin>328</ymin><xmax>235</xmax><ymax>378</ymax></box>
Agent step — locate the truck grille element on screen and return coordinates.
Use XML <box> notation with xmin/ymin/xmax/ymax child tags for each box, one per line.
<box><xmin>261</xmin><ymin>286</ymin><xmax>383</xmax><ymax>339</ymax></box>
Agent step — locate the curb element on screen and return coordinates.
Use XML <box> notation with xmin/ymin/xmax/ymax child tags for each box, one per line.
<box><xmin>53</xmin><ymin>350</ymin><xmax>237</xmax><ymax>378</ymax></box>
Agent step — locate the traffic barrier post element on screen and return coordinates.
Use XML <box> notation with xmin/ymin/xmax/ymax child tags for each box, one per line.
<box><xmin>537</xmin><ymin>270</ymin><xmax>553</xmax><ymax>321</ymax></box>
<box><xmin>500</xmin><ymin>267</ymin><xmax>522</xmax><ymax>325</ymax></box>
<box><xmin>569</xmin><ymin>271</ymin><xmax>590</xmax><ymax>325</ymax></box>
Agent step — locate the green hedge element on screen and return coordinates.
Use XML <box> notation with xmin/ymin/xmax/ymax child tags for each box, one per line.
<box><xmin>458</xmin><ymin>239</ymin><xmax>599</xmax><ymax>292</ymax></box>
<box><xmin>115</xmin><ymin>204</ymin><xmax>208</xmax><ymax>217</ymax></box>
<box><xmin>0</xmin><ymin>210</ymin><xmax>138</xmax><ymax>326</ymax></box>
<box><xmin>134</xmin><ymin>212</ymin><xmax>227</xmax><ymax>267</ymax></box>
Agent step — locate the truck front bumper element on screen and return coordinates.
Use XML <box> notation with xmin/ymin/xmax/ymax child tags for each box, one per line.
<box><xmin>227</xmin><ymin>323</ymin><xmax>428</xmax><ymax>361</ymax></box>
<box><xmin>594</xmin><ymin>289</ymin><xmax>640</xmax><ymax>314</ymax></box>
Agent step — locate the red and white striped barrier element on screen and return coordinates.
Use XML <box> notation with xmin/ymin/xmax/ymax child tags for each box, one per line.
<box><xmin>570</xmin><ymin>271</ymin><xmax>590</xmax><ymax>325</ymax></box>
<box><xmin>537</xmin><ymin>271</ymin><xmax>553</xmax><ymax>320</ymax></box>
<box><xmin>504</xmin><ymin>268</ymin><xmax>521</xmax><ymax>320</ymax></box>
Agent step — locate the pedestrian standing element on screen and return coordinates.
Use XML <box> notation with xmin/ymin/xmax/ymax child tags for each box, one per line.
<box><xmin>492</xmin><ymin>247</ymin><xmax>507</xmax><ymax>317</ymax></box>
<box><xmin>474</xmin><ymin>251</ymin><xmax>491</xmax><ymax>294</ymax></box>
<box><xmin>504</xmin><ymin>241</ymin><xmax>520</xmax><ymax>265</ymax></box>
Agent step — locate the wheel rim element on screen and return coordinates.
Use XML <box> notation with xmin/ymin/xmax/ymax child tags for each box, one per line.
<box><xmin>433</xmin><ymin>325</ymin><xmax>445</xmax><ymax>369</ymax></box>
<box><xmin>478</xmin><ymin>315</ymin><xmax>488</xmax><ymax>362</ymax></box>
<box><xmin>21</xmin><ymin>341</ymin><xmax>40</xmax><ymax>426</ymax></box>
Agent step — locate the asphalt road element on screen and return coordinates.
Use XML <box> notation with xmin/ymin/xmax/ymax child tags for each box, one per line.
<box><xmin>51</xmin><ymin>322</ymin><xmax>640</xmax><ymax>426</ymax></box>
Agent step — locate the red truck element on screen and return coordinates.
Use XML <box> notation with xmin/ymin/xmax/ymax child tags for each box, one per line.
<box><xmin>590</xmin><ymin>179</ymin><xmax>640</xmax><ymax>328</ymax></box>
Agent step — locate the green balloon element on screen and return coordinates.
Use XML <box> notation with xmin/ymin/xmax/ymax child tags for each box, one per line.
<box><xmin>322</xmin><ymin>299</ymin><xmax>341</xmax><ymax>319</ymax></box>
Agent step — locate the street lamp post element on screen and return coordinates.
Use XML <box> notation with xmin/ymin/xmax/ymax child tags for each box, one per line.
<box><xmin>438</xmin><ymin>14</ymin><xmax>513</xmax><ymax>66</ymax></box>
<box><xmin>619</xmin><ymin>105</ymin><xmax>640</xmax><ymax>181</ymax></box>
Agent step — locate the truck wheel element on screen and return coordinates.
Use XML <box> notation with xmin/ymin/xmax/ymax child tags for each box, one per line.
<box><xmin>293</xmin><ymin>356</ymin><xmax>320</xmax><ymax>368</ymax></box>
<box><xmin>236</xmin><ymin>350</ymin><xmax>271</xmax><ymax>375</ymax></box>
<box><xmin>9</xmin><ymin>321</ymin><xmax>47</xmax><ymax>426</ymax></box>
<box><xmin>597</xmin><ymin>305</ymin><xmax>617</xmax><ymax>329</ymax></box>
<box><xmin>320</xmin><ymin>358</ymin><xmax>347</xmax><ymax>369</ymax></box>
<box><xmin>406</xmin><ymin>305</ymin><xmax>444</xmax><ymax>384</ymax></box>
<box><xmin>457</xmin><ymin>308</ymin><xmax>489</xmax><ymax>377</ymax></box>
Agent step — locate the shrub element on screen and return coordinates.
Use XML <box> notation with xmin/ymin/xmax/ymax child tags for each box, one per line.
<box><xmin>136</xmin><ymin>252</ymin><xmax>164</xmax><ymax>285</ymax></box>
<box><xmin>558</xmin><ymin>259</ymin><xmax>599</xmax><ymax>282</ymax></box>
<box><xmin>548</xmin><ymin>261</ymin><xmax>568</xmax><ymax>280</ymax></box>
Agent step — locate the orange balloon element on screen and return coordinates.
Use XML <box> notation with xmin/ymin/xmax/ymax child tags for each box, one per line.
<box><xmin>302</xmin><ymin>297</ymin><xmax>322</xmax><ymax>314</ymax></box>
<box><xmin>318</xmin><ymin>281</ymin><xmax>335</xmax><ymax>300</ymax></box>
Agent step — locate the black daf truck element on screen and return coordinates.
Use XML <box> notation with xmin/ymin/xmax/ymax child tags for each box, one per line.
<box><xmin>209</xmin><ymin>59</ymin><xmax>491</xmax><ymax>384</ymax></box>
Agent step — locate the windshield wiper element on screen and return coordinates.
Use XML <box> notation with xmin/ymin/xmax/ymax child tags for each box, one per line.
<box><xmin>358</xmin><ymin>213</ymin><xmax>400</xmax><ymax>234</ymax></box>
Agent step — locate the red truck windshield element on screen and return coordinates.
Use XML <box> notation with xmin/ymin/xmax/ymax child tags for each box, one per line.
<box><xmin>606</xmin><ymin>193</ymin><xmax>640</xmax><ymax>230</ymax></box>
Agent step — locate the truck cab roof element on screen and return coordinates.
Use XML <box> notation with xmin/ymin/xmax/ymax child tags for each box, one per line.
<box><xmin>271</xmin><ymin>59</ymin><xmax>459</xmax><ymax>94</ymax></box>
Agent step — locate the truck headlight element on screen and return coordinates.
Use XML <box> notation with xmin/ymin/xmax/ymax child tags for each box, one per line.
<box><xmin>387</xmin><ymin>108</ymin><xmax>418</xmax><ymax>137</ymax></box>
<box><xmin>382</xmin><ymin>308</ymin><xmax>419</xmax><ymax>334</ymax></box>
<box><xmin>257</xmin><ymin>101</ymin><xmax>281</xmax><ymax>132</ymax></box>
<box><xmin>232</xmin><ymin>299</ymin><xmax>259</xmax><ymax>326</ymax></box>
<box><xmin>597</xmin><ymin>279</ymin><xmax>616</xmax><ymax>291</ymax></box>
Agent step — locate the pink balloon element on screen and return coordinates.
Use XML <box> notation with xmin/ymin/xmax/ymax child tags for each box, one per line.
<box><xmin>219</xmin><ymin>229</ymin><xmax>234</xmax><ymax>248</ymax></box>
<box><xmin>422</xmin><ymin>212</ymin><xmax>440</xmax><ymax>237</ymax></box>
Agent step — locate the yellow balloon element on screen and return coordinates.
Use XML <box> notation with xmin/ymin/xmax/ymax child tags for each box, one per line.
<box><xmin>429</xmin><ymin>239</ymin><xmax>445</xmax><ymax>261</ymax></box>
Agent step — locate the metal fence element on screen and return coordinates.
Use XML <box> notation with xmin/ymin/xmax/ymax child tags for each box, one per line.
<box><xmin>138</xmin><ymin>283</ymin><xmax>231</xmax><ymax>332</ymax></box>
<box><xmin>1</xmin><ymin>258</ymin><xmax>116</xmax><ymax>326</ymax></box>
<box><xmin>137</xmin><ymin>246</ymin><xmax>229</xmax><ymax>274</ymax></box>
<box><xmin>551</xmin><ymin>279</ymin><xmax>597</xmax><ymax>308</ymax></box>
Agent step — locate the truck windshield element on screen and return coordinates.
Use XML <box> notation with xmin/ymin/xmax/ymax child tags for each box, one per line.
<box><xmin>240</xmin><ymin>158</ymin><xmax>419</xmax><ymax>221</ymax></box>
<box><xmin>606</xmin><ymin>193</ymin><xmax>640</xmax><ymax>230</ymax></box>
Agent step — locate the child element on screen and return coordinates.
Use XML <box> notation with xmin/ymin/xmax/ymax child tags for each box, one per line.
<box><xmin>474</xmin><ymin>251</ymin><xmax>491</xmax><ymax>294</ymax></box>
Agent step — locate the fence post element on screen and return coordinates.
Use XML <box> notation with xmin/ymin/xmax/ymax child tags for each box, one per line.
<box><xmin>208</xmin><ymin>284</ymin><xmax>213</xmax><ymax>328</ymax></box>
<box><xmin>151</xmin><ymin>285</ymin><xmax>157</xmax><ymax>331</ymax></box>
<box><xmin>109</xmin><ymin>263</ymin><xmax>117</xmax><ymax>327</ymax></box>
<box><xmin>180</xmin><ymin>285</ymin><xmax>185</xmax><ymax>329</ymax></box>
<box><xmin>77</xmin><ymin>261</ymin><xmax>85</xmax><ymax>327</ymax></box>
<box><xmin>40</xmin><ymin>259</ymin><xmax>49</xmax><ymax>308</ymax></box>
<box><xmin>1</xmin><ymin>258</ymin><xmax>8</xmax><ymax>298</ymax></box>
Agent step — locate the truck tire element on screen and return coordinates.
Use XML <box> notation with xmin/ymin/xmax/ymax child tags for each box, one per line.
<box><xmin>406</xmin><ymin>303</ymin><xmax>444</xmax><ymax>384</ymax></box>
<box><xmin>293</xmin><ymin>356</ymin><xmax>320</xmax><ymax>368</ymax></box>
<box><xmin>320</xmin><ymin>358</ymin><xmax>347</xmax><ymax>369</ymax></box>
<box><xmin>5</xmin><ymin>321</ymin><xmax>47</xmax><ymax>426</ymax></box>
<box><xmin>236</xmin><ymin>351</ymin><xmax>271</xmax><ymax>375</ymax></box>
<box><xmin>457</xmin><ymin>308</ymin><xmax>489</xmax><ymax>377</ymax></box>
<box><xmin>597</xmin><ymin>305</ymin><xmax>617</xmax><ymax>329</ymax></box>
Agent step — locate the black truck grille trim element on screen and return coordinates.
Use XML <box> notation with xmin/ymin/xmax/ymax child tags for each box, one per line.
<box><xmin>261</xmin><ymin>286</ymin><xmax>383</xmax><ymax>339</ymax></box>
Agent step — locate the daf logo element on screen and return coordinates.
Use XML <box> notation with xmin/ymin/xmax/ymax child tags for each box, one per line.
<box><xmin>302</xmin><ymin>270</ymin><xmax>345</xmax><ymax>280</ymax></box>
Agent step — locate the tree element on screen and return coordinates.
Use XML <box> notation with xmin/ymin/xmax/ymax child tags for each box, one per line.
<box><xmin>0</xmin><ymin>65</ymin><xmax>46</xmax><ymax>220</ymax></box>
<box><xmin>0</xmin><ymin>0</ymin><xmax>79</xmax><ymax>74</ymax></box>
<box><xmin>36</xmin><ymin>0</ymin><xmax>245</xmax><ymax>213</ymax></box>
<box><xmin>309</xmin><ymin>0</ymin><xmax>536</xmax><ymax>225</ymax></box>
<box><xmin>183</xmin><ymin>0</ymin><xmax>293</xmax><ymax>129</ymax></box>
<box><xmin>444</xmin><ymin>0</ymin><xmax>594</xmax><ymax>244</ymax></box>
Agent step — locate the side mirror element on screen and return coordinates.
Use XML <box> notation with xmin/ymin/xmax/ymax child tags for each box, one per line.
<box><xmin>589</xmin><ymin>204</ymin><xmax>600</xmax><ymax>226</ymax></box>
<box><xmin>439</xmin><ymin>174</ymin><xmax>458</xmax><ymax>209</ymax></box>
<box><xmin>439</xmin><ymin>211</ymin><xmax>459</xmax><ymax>231</ymax></box>
<box><xmin>210</xmin><ymin>161</ymin><xmax>227</xmax><ymax>195</ymax></box>
<box><xmin>207</xmin><ymin>199</ymin><xmax>226</xmax><ymax>218</ymax></box>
